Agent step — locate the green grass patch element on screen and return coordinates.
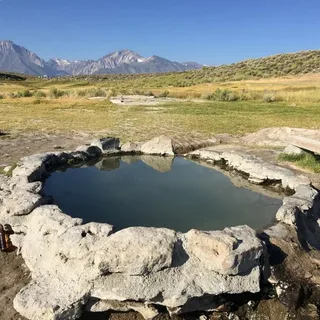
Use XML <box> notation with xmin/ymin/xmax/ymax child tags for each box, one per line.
<box><xmin>0</xmin><ymin>163</ymin><xmax>17</xmax><ymax>176</ymax></box>
<box><xmin>278</xmin><ymin>152</ymin><xmax>320</xmax><ymax>173</ymax></box>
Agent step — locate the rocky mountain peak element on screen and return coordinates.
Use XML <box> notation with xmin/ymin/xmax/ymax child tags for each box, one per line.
<box><xmin>0</xmin><ymin>40</ymin><xmax>14</xmax><ymax>50</ymax></box>
<box><xmin>0</xmin><ymin>40</ymin><xmax>203</xmax><ymax>76</ymax></box>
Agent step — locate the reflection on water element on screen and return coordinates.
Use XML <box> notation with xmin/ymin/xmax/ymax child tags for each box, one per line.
<box><xmin>43</xmin><ymin>156</ymin><xmax>282</xmax><ymax>232</ymax></box>
<box><xmin>93</xmin><ymin>155</ymin><xmax>174</xmax><ymax>173</ymax></box>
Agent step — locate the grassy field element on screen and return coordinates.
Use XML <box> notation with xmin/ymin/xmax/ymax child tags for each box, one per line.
<box><xmin>0</xmin><ymin>69</ymin><xmax>320</xmax><ymax>142</ymax></box>
<box><xmin>2</xmin><ymin>73</ymin><xmax>320</xmax><ymax>102</ymax></box>
<box><xmin>0</xmin><ymin>94</ymin><xmax>320</xmax><ymax>142</ymax></box>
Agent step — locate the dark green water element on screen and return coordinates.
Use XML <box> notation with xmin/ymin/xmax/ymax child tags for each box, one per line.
<box><xmin>43</xmin><ymin>156</ymin><xmax>282</xmax><ymax>232</ymax></box>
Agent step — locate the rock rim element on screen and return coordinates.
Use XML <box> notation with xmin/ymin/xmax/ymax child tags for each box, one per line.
<box><xmin>0</xmin><ymin>136</ymin><xmax>319</xmax><ymax>320</ymax></box>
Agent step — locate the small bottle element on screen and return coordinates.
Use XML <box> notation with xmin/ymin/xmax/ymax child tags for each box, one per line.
<box><xmin>4</xmin><ymin>233</ymin><xmax>11</xmax><ymax>251</ymax></box>
<box><xmin>0</xmin><ymin>224</ymin><xmax>7</xmax><ymax>251</ymax></box>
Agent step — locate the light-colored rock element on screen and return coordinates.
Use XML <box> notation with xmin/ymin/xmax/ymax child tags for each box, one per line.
<box><xmin>241</xmin><ymin>127</ymin><xmax>320</xmax><ymax>147</ymax></box>
<box><xmin>87</xmin><ymin>300</ymin><xmax>159</xmax><ymax>319</ymax></box>
<box><xmin>168</xmin><ymin>295</ymin><xmax>225</xmax><ymax>315</ymax></box>
<box><xmin>121</xmin><ymin>141</ymin><xmax>142</xmax><ymax>153</ymax></box>
<box><xmin>12</xmin><ymin>153</ymin><xmax>52</xmax><ymax>182</ymax></box>
<box><xmin>188</xmin><ymin>149</ymin><xmax>310</xmax><ymax>190</ymax></box>
<box><xmin>91</xmin><ymin>137</ymin><xmax>120</xmax><ymax>154</ymax></box>
<box><xmin>140</xmin><ymin>136</ymin><xmax>174</xmax><ymax>156</ymax></box>
<box><xmin>0</xmin><ymin>189</ymin><xmax>46</xmax><ymax>216</ymax></box>
<box><xmin>283</xmin><ymin>144</ymin><xmax>305</xmax><ymax>156</ymax></box>
<box><xmin>91</xmin><ymin>264</ymin><xmax>261</xmax><ymax>310</ymax></box>
<box><xmin>95</xmin><ymin>227</ymin><xmax>176</xmax><ymax>275</ymax></box>
<box><xmin>276</xmin><ymin>185</ymin><xmax>319</xmax><ymax>226</ymax></box>
<box><xmin>185</xmin><ymin>226</ymin><xmax>263</xmax><ymax>275</ymax></box>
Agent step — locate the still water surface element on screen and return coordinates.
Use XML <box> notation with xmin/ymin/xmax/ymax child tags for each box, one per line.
<box><xmin>43</xmin><ymin>156</ymin><xmax>282</xmax><ymax>232</ymax></box>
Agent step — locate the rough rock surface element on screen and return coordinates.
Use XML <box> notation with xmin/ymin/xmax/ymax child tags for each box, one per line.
<box><xmin>241</xmin><ymin>127</ymin><xmax>320</xmax><ymax>147</ymax></box>
<box><xmin>185</xmin><ymin>226</ymin><xmax>263</xmax><ymax>275</ymax></box>
<box><xmin>140</xmin><ymin>136</ymin><xmax>174</xmax><ymax>156</ymax></box>
<box><xmin>95</xmin><ymin>227</ymin><xmax>177</xmax><ymax>275</ymax></box>
<box><xmin>188</xmin><ymin>148</ymin><xmax>310</xmax><ymax>190</ymax></box>
<box><xmin>283</xmin><ymin>144</ymin><xmax>305</xmax><ymax>156</ymax></box>
<box><xmin>87</xmin><ymin>299</ymin><xmax>159</xmax><ymax>319</ymax></box>
<box><xmin>0</xmin><ymin>136</ymin><xmax>319</xmax><ymax>320</ymax></box>
<box><xmin>121</xmin><ymin>142</ymin><xmax>143</xmax><ymax>153</ymax></box>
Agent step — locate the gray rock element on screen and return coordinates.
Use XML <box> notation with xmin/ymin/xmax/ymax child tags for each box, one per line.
<box><xmin>188</xmin><ymin>149</ymin><xmax>310</xmax><ymax>190</ymax></box>
<box><xmin>121</xmin><ymin>141</ymin><xmax>143</xmax><ymax>153</ymax></box>
<box><xmin>87</xmin><ymin>300</ymin><xmax>159</xmax><ymax>319</ymax></box>
<box><xmin>140</xmin><ymin>136</ymin><xmax>174</xmax><ymax>156</ymax></box>
<box><xmin>1</xmin><ymin>190</ymin><xmax>46</xmax><ymax>216</ymax></box>
<box><xmin>283</xmin><ymin>145</ymin><xmax>305</xmax><ymax>156</ymax></box>
<box><xmin>91</xmin><ymin>137</ymin><xmax>120</xmax><ymax>154</ymax></box>
<box><xmin>95</xmin><ymin>227</ymin><xmax>177</xmax><ymax>275</ymax></box>
<box><xmin>91</xmin><ymin>264</ymin><xmax>261</xmax><ymax>310</ymax></box>
<box><xmin>185</xmin><ymin>226</ymin><xmax>263</xmax><ymax>275</ymax></box>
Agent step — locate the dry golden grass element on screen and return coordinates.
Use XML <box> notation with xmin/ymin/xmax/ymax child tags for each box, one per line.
<box><xmin>149</xmin><ymin>74</ymin><xmax>320</xmax><ymax>102</ymax></box>
<box><xmin>0</xmin><ymin>95</ymin><xmax>319</xmax><ymax>142</ymax></box>
<box><xmin>0</xmin><ymin>74</ymin><xmax>319</xmax><ymax>141</ymax></box>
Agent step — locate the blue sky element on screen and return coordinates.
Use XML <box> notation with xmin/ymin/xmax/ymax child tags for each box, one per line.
<box><xmin>0</xmin><ymin>0</ymin><xmax>319</xmax><ymax>65</ymax></box>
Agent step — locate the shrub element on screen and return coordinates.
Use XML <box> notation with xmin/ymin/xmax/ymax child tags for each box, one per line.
<box><xmin>49</xmin><ymin>88</ymin><xmax>66</xmax><ymax>98</ymax></box>
<box><xmin>204</xmin><ymin>88</ymin><xmax>239</xmax><ymax>101</ymax></box>
<box><xmin>77</xmin><ymin>90</ymin><xmax>87</xmax><ymax>97</ymax></box>
<box><xmin>0</xmin><ymin>94</ymin><xmax>4</xmax><ymax>99</ymax></box>
<box><xmin>88</xmin><ymin>88</ymin><xmax>106</xmax><ymax>97</ymax></box>
<box><xmin>109</xmin><ymin>88</ymin><xmax>117</xmax><ymax>97</ymax></box>
<box><xmin>17</xmin><ymin>89</ymin><xmax>33</xmax><ymax>97</ymax></box>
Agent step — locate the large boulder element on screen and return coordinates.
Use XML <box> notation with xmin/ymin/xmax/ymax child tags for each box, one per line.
<box><xmin>140</xmin><ymin>136</ymin><xmax>174</xmax><ymax>156</ymax></box>
<box><xmin>185</xmin><ymin>226</ymin><xmax>263</xmax><ymax>275</ymax></box>
<box><xmin>283</xmin><ymin>144</ymin><xmax>305</xmax><ymax>156</ymax></box>
<box><xmin>95</xmin><ymin>227</ymin><xmax>177</xmax><ymax>275</ymax></box>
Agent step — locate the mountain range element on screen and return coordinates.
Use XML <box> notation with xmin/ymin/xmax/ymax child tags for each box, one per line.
<box><xmin>0</xmin><ymin>40</ymin><xmax>203</xmax><ymax>76</ymax></box>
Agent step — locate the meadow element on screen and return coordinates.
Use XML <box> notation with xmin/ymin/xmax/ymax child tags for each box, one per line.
<box><xmin>0</xmin><ymin>74</ymin><xmax>320</xmax><ymax>143</ymax></box>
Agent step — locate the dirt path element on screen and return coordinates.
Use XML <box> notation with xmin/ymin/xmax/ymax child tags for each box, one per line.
<box><xmin>0</xmin><ymin>251</ymin><xmax>29</xmax><ymax>320</ymax></box>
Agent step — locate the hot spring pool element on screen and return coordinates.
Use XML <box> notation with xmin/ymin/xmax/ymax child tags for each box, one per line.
<box><xmin>43</xmin><ymin>156</ymin><xmax>282</xmax><ymax>232</ymax></box>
